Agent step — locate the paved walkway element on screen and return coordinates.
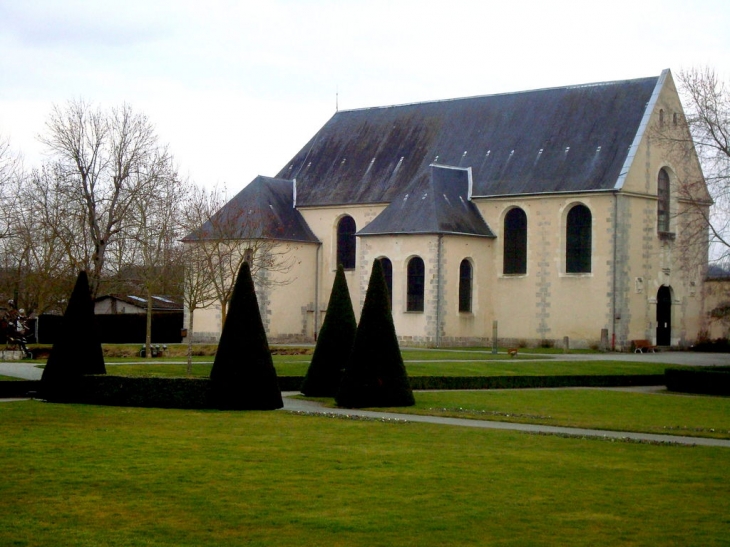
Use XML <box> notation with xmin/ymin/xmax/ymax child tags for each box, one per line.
<box><xmin>280</xmin><ymin>392</ymin><xmax>730</xmax><ymax>448</ymax></box>
<box><xmin>0</xmin><ymin>362</ymin><xmax>42</xmax><ymax>380</ymax></box>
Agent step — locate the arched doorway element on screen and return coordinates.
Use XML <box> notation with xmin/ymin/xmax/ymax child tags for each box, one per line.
<box><xmin>656</xmin><ymin>286</ymin><xmax>672</xmax><ymax>346</ymax></box>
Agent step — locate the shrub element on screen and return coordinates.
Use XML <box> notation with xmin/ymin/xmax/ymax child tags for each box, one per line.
<box><xmin>409</xmin><ymin>374</ymin><xmax>665</xmax><ymax>390</ymax></box>
<box><xmin>209</xmin><ymin>262</ymin><xmax>283</xmax><ymax>410</ymax></box>
<box><xmin>665</xmin><ymin>366</ymin><xmax>730</xmax><ymax>396</ymax></box>
<box><xmin>0</xmin><ymin>380</ymin><xmax>41</xmax><ymax>398</ymax></box>
<box><xmin>301</xmin><ymin>264</ymin><xmax>357</xmax><ymax>397</ymax></box>
<box><xmin>41</xmin><ymin>271</ymin><xmax>105</xmax><ymax>399</ymax></box>
<box><xmin>691</xmin><ymin>338</ymin><xmax>730</xmax><ymax>353</ymax></box>
<box><xmin>336</xmin><ymin>260</ymin><xmax>414</xmax><ymax>408</ymax></box>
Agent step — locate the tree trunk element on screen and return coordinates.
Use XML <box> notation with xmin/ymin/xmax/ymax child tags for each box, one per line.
<box><xmin>186</xmin><ymin>308</ymin><xmax>195</xmax><ymax>377</ymax></box>
<box><xmin>146</xmin><ymin>288</ymin><xmax>153</xmax><ymax>359</ymax></box>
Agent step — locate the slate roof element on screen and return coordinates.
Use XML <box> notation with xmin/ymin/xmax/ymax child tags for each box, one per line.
<box><xmin>358</xmin><ymin>165</ymin><xmax>495</xmax><ymax>237</ymax></box>
<box><xmin>184</xmin><ymin>176</ymin><xmax>319</xmax><ymax>243</ymax></box>
<box><xmin>277</xmin><ymin>74</ymin><xmax>663</xmax><ymax>206</ymax></box>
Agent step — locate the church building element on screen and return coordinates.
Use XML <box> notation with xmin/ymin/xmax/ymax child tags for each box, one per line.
<box><xmin>186</xmin><ymin>69</ymin><xmax>710</xmax><ymax>350</ymax></box>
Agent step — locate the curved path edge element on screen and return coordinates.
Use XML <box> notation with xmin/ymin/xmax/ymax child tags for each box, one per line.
<box><xmin>281</xmin><ymin>393</ymin><xmax>730</xmax><ymax>448</ymax></box>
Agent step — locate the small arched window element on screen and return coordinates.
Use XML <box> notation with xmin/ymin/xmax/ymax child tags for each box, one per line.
<box><xmin>458</xmin><ymin>259</ymin><xmax>472</xmax><ymax>313</ymax></box>
<box><xmin>407</xmin><ymin>256</ymin><xmax>425</xmax><ymax>312</ymax></box>
<box><xmin>657</xmin><ymin>168</ymin><xmax>670</xmax><ymax>233</ymax></box>
<box><xmin>336</xmin><ymin>216</ymin><xmax>356</xmax><ymax>269</ymax></box>
<box><xmin>503</xmin><ymin>207</ymin><xmax>527</xmax><ymax>274</ymax></box>
<box><xmin>566</xmin><ymin>204</ymin><xmax>592</xmax><ymax>273</ymax></box>
<box><xmin>659</xmin><ymin>108</ymin><xmax>664</xmax><ymax>126</ymax></box>
<box><xmin>378</xmin><ymin>257</ymin><xmax>393</xmax><ymax>309</ymax></box>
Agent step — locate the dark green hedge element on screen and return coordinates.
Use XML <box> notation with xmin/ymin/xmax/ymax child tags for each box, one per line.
<box><xmin>2</xmin><ymin>373</ymin><xmax>666</xmax><ymax>409</ymax></box>
<box><xmin>665</xmin><ymin>367</ymin><xmax>730</xmax><ymax>396</ymax></box>
<box><xmin>40</xmin><ymin>376</ymin><xmax>302</xmax><ymax>408</ymax></box>
<box><xmin>408</xmin><ymin>374</ymin><xmax>665</xmax><ymax>390</ymax></box>
<box><xmin>288</xmin><ymin>375</ymin><xmax>664</xmax><ymax>393</ymax></box>
<box><xmin>279</xmin><ymin>377</ymin><xmax>305</xmax><ymax>392</ymax></box>
<box><xmin>43</xmin><ymin>376</ymin><xmax>212</xmax><ymax>409</ymax></box>
<box><xmin>0</xmin><ymin>380</ymin><xmax>40</xmax><ymax>398</ymax></box>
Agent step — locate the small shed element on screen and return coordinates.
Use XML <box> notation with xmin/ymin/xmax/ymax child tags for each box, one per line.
<box><xmin>94</xmin><ymin>294</ymin><xmax>183</xmax><ymax>315</ymax></box>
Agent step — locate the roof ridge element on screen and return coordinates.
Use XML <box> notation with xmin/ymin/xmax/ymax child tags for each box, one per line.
<box><xmin>336</xmin><ymin>74</ymin><xmax>662</xmax><ymax>114</ymax></box>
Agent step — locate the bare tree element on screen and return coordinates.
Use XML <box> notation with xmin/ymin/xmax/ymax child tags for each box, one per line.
<box><xmin>664</xmin><ymin>68</ymin><xmax>729</xmax><ymax>259</ymax></box>
<box><xmin>39</xmin><ymin>99</ymin><xmax>178</xmax><ymax>297</ymax></box>
<box><xmin>124</xmin><ymin>165</ymin><xmax>186</xmax><ymax>358</ymax></box>
<box><xmin>0</xmin><ymin>134</ymin><xmax>22</xmax><ymax>240</ymax></box>
<box><xmin>179</xmin><ymin>245</ymin><xmax>215</xmax><ymax>374</ymax></box>
<box><xmin>1</xmin><ymin>167</ymin><xmax>77</xmax><ymax>315</ymax></box>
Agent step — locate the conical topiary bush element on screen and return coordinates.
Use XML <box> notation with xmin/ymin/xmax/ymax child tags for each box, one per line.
<box><xmin>41</xmin><ymin>271</ymin><xmax>105</xmax><ymax>399</ymax></box>
<box><xmin>209</xmin><ymin>262</ymin><xmax>283</xmax><ymax>410</ymax></box>
<box><xmin>335</xmin><ymin>260</ymin><xmax>415</xmax><ymax>408</ymax></box>
<box><xmin>301</xmin><ymin>264</ymin><xmax>357</xmax><ymax>397</ymax></box>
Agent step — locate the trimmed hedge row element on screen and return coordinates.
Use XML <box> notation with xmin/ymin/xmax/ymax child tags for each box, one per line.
<box><xmin>0</xmin><ymin>373</ymin><xmax>666</xmax><ymax>408</ymax></box>
<box><xmin>407</xmin><ymin>374</ymin><xmax>665</xmax><ymax>390</ymax></box>
<box><xmin>43</xmin><ymin>377</ymin><xmax>212</xmax><ymax>409</ymax></box>
<box><xmin>665</xmin><ymin>367</ymin><xmax>730</xmax><ymax>396</ymax></box>
<box><xmin>0</xmin><ymin>380</ymin><xmax>41</xmax><ymax>398</ymax></box>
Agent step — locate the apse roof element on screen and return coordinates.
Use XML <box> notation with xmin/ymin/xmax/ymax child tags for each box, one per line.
<box><xmin>183</xmin><ymin>176</ymin><xmax>319</xmax><ymax>243</ymax></box>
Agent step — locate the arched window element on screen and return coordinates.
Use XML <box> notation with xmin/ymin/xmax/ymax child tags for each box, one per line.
<box><xmin>503</xmin><ymin>207</ymin><xmax>527</xmax><ymax>274</ymax></box>
<box><xmin>566</xmin><ymin>204</ymin><xmax>591</xmax><ymax>273</ymax></box>
<box><xmin>336</xmin><ymin>216</ymin><xmax>356</xmax><ymax>269</ymax></box>
<box><xmin>657</xmin><ymin>168</ymin><xmax>670</xmax><ymax>233</ymax></box>
<box><xmin>378</xmin><ymin>257</ymin><xmax>393</xmax><ymax>309</ymax></box>
<box><xmin>407</xmin><ymin>256</ymin><xmax>425</xmax><ymax>312</ymax></box>
<box><xmin>459</xmin><ymin>259</ymin><xmax>472</xmax><ymax>312</ymax></box>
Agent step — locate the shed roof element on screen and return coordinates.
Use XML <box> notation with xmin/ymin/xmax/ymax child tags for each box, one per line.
<box><xmin>95</xmin><ymin>294</ymin><xmax>183</xmax><ymax>311</ymax></box>
<box><xmin>277</xmin><ymin>74</ymin><xmax>663</xmax><ymax>206</ymax></box>
<box><xmin>184</xmin><ymin>176</ymin><xmax>319</xmax><ymax>243</ymax></box>
<box><xmin>358</xmin><ymin>165</ymin><xmax>494</xmax><ymax>237</ymax></box>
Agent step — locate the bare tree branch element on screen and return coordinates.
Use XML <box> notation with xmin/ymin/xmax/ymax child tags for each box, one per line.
<box><xmin>39</xmin><ymin>100</ymin><xmax>178</xmax><ymax>297</ymax></box>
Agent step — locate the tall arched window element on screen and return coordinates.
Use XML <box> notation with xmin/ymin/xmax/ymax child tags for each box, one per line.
<box><xmin>407</xmin><ymin>256</ymin><xmax>425</xmax><ymax>312</ymax></box>
<box><xmin>378</xmin><ymin>257</ymin><xmax>393</xmax><ymax>309</ymax></box>
<box><xmin>336</xmin><ymin>216</ymin><xmax>356</xmax><ymax>269</ymax></box>
<box><xmin>566</xmin><ymin>204</ymin><xmax>592</xmax><ymax>273</ymax></box>
<box><xmin>657</xmin><ymin>168</ymin><xmax>670</xmax><ymax>233</ymax></box>
<box><xmin>503</xmin><ymin>207</ymin><xmax>527</xmax><ymax>274</ymax></box>
<box><xmin>458</xmin><ymin>259</ymin><xmax>472</xmax><ymax>312</ymax></box>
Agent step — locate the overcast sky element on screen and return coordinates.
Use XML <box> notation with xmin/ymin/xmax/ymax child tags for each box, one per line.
<box><xmin>1</xmin><ymin>0</ymin><xmax>729</xmax><ymax>193</ymax></box>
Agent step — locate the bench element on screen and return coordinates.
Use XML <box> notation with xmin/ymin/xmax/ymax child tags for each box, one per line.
<box><xmin>632</xmin><ymin>339</ymin><xmax>657</xmax><ymax>353</ymax></box>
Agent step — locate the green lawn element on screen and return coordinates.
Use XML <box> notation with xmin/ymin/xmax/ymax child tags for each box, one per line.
<box><xmin>0</xmin><ymin>400</ymin><xmax>728</xmax><ymax>546</ymax></box>
<box><xmin>356</xmin><ymin>389</ymin><xmax>730</xmax><ymax>440</ymax></box>
<box><xmin>105</xmin><ymin>359</ymin><xmax>669</xmax><ymax>378</ymax></box>
<box><xmin>0</xmin><ymin>375</ymin><xmax>22</xmax><ymax>381</ymax></box>
<box><xmin>73</xmin><ymin>349</ymin><xmax>534</xmax><ymax>364</ymax></box>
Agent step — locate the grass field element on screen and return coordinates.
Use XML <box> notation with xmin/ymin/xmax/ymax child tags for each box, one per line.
<box><xmin>1</xmin><ymin>400</ymin><xmax>728</xmax><ymax>546</ymax></box>
<box><xmin>0</xmin><ymin>375</ymin><xmax>22</xmax><ymax>381</ymax></box>
<box><xmin>346</xmin><ymin>389</ymin><xmax>730</xmax><ymax>439</ymax></box>
<box><xmin>104</xmin><ymin>358</ymin><xmax>669</xmax><ymax>378</ymax></box>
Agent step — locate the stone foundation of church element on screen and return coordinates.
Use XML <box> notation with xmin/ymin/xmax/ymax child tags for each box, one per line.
<box><xmin>397</xmin><ymin>336</ymin><xmax>600</xmax><ymax>350</ymax></box>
